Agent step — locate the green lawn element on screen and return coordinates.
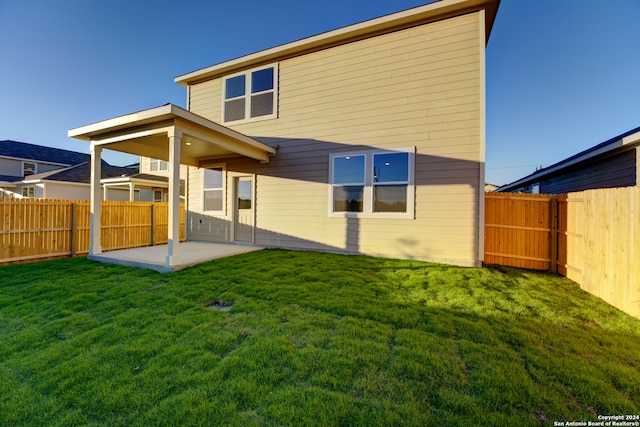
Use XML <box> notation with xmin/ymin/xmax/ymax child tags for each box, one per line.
<box><xmin>1</xmin><ymin>249</ymin><xmax>639</xmax><ymax>426</ymax></box>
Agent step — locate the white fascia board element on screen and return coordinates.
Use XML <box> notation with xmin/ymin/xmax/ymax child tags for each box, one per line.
<box><xmin>101</xmin><ymin>177</ymin><xmax>169</xmax><ymax>187</ymax></box>
<box><xmin>622</xmin><ymin>130</ymin><xmax>640</xmax><ymax>146</ymax></box>
<box><xmin>40</xmin><ymin>180</ymin><xmax>90</xmax><ymax>188</ymax></box>
<box><xmin>68</xmin><ymin>104</ymin><xmax>175</xmax><ymax>140</ymax></box>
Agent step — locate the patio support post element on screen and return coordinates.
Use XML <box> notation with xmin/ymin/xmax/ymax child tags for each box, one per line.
<box><xmin>89</xmin><ymin>142</ymin><xmax>102</xmax><ymax>255</ymax></box>
<box><xmin>129</xmin><ymin>182</ymin><xmax>135</xmax><ymax>201</ymax></box>
<box><xmin>166</xmin><ymin>128</ymin><xmax>182</xmax><ymax>267</ymax></box>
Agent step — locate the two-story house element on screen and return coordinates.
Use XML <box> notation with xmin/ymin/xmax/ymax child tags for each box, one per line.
<box><xmin>69</xmin><ymin>0</ymin><xmax>501</xmax><ymax>269</ymax></box>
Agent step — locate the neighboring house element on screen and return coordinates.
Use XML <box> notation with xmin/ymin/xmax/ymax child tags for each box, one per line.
<box><xmin>484</xmin><ymin>183</ymin><xmax>499</xmax><ymax>192</ymax></box>
<box><xmin>0</xmin><ymin>140</ymin><xmax>90</xmax><ymax>198</ymax></box>
<box><xmin>0</xmin><ymin>140</ymin><xmax>166</xmax><ymax>200</ymax></box>
<box><xmin>69</xmin><ymin>0</ymin><xmax>501</xmax><ymax>268</ymax></box>
<box><xmin>498</xmin><ymin>126</ymin><xmax>640</xmax><ymax>194</ymax></box>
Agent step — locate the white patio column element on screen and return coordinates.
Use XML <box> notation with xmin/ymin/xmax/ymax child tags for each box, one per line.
<box><xmin>166</xmin><ymin>128</ymin><xmax>182</xmax><ymax>267</ymax></box>
<box><xmin>129</xmin><ymin>182</ymin><xmax>135</xmax><ymax>201</ymax></box>
<box><xmin>89</xmin><ymin>143</ymin><xmax>102</xmax><ymax>255</ymax></box>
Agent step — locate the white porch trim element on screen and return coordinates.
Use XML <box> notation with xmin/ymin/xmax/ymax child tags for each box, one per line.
<box><xmin>89</xmin><ymin>143</ymin><xmax>102</xmax><ymax>255</ymax></box>
<box><xmin>69</xmin><ymin>104</ymin><xmax>275</xmax><ymax>270</ymax></box>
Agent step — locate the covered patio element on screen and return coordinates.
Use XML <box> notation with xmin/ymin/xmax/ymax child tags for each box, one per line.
<box><xmin>68</xmin><ymin>103</ymin><xmax>276</xmax><ymax>271</ymax></box>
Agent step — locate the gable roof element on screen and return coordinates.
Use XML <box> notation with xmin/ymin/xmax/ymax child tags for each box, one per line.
<box><xmin>498</xmin><ymin>126</ymin><xmax>640</xmax><ymax>192</ymax></box>
<box><xmin>0</xmin><ymin>140</ymin><xmax>90</xmax><ymax>166</ymax></box>
<box><xmin>0</xmin><ymin>174</ymin><xmax>23</xmax><ymax>183</ymax></box>
<box><xmin>174</xmin><ymin>0</ymin><xmax>500</xmax><ymax>86</ymax></box>
<box><xmin>23</xmin><ymin>160</ymin><xmax>138</xmax><ymax>184</ymax></box>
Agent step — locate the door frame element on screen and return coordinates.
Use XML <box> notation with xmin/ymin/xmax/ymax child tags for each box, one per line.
<box><xmin>229</xmin><ymin>172</ymin><xmax>256</xmax><ymax>244</ymax></box>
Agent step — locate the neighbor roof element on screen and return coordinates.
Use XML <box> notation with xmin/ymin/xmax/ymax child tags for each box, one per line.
<box><xmin>498</xmin><ymin>126</ymin><xmax>640</xmax><ymax>192</ymax></box>
<box><xmin>23</xmin><ymin>160</ymin><xmax>137</xmax><ymax>184</ymax></box>
<box><xmin>174</xmin><ymin>0</ymin><xmax>500</xmax><ymax>86</ymax></box>
<box><xmin>0</xmin><ymin>140</ymin><xmax>90</xmax><ymax>166</ymax></box>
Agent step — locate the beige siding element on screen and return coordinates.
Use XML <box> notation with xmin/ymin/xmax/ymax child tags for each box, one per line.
<box><xmin>188</xmin><ymin>12</ymin><xmax>484</xmax><ymax>266</ymax></box>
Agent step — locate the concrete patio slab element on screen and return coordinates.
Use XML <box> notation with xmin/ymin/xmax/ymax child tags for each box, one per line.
<box><xmin>88</xmin><ymin>241</ymin><xmax>263</xmax><ymax>273</ymax></box>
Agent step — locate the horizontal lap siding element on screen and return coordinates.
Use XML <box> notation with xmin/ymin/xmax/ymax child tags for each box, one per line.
<box><xmin>188</xmin><ymin>12</ymin><xmax>483</xmax><ymax>266</ymax></box>
<box><xmin>540</xmin><ymin>150</ymin><xmax>637</xmax><ymax>194</ymax></box>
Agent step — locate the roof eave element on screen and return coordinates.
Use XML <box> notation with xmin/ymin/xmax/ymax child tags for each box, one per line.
<box><xmin>174</xmin><ymin>0</ymin><xmax>500</xmax><ymax>87</ymax></box>
<box><xmin>498</xmin><ymin>129</ymin><xmax>640</xmax><ymax>192</ymax></box>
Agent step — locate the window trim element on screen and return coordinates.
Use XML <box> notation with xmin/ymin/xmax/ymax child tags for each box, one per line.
<box><xmin>149</xmin><ymin>158</ymin><xmax>168</xmax><ymax>172</ymax></box>
<box><xmin>202</xmin><ymin>164</ymin><xmax>226</xmax><ymax>214</ymax></box>
<box><xmin>222</xmin><ymin>63</ymin><xmax>279</xmax><ymax>125</ymax></box>
<box><xmin>22</xmin><ymin>186</ymin><xmax>35</xmax><ymax>198</ymax></box>
<box><xmin>329</xmin><ymin>148</ymin><xmax>415</xmax><ymax>219</ymax></box>
<box><xmin>22</xmin><ymin>161</ymin><xmax>37</xmax><ymax>177</ymax></box>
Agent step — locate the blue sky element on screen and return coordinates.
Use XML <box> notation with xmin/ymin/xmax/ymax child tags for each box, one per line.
<box><xmin>1</xmin><ymin>0</ymin><xmax>639</xmax><ymax>185</ymax></box>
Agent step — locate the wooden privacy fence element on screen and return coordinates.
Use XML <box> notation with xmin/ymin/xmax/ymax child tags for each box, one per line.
<box><xmin>484</xmin><ymin>193</ymin><xmax>558</xmax><ymax>271</ymax></box>
<box><xmin>485</xmin><ymin>188</ymin><xmax>640</xmax><ymax>318</ymax></box>
<box><xmin>0</xmin><ymin>199</ymin><xmax>185</xmax><ymax>265</ymax></box>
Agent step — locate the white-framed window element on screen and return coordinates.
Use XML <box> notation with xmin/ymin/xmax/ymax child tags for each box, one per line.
<box><xmin>23</xmin><ymin>162</ymin><xmax>36</xmax><ymax>177</ymax></box>
<box><xmin>203</xmin><ymin>166</ymin><xmax>225</xmax><ymax>213</ymax></box>
<box><xmin>330</xmin><ymin>148</ymin><xmax>414</xmax><ymax>218</ymax></box>
<box><xmin>149</xmin><ymin>158</ymin><xmax>168</xmax><ymax>172</ymax></box>
<box><xmin>153</xmin><ymin>190</ymin><xmax>165</xmax><ymax>202</ymax></box>
<box><xmin>22</xmin><ymin>186</ymin><xmax>35</xmax><ymax>198</ymax></box>
<box><xmin>223</xmin><ymin>64</ymin><xmax>278</xmax><ymax>124</ymax></box>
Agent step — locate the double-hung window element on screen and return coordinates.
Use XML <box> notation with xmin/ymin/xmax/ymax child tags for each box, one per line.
<box><xmin>203</xmin><ymin>166</ymin><xmax>225</xmax><ymax>213</ymax></box>
<box><xmin>330</xmin><ymin>149</ymin><xmax>414</xmax><ymax>218</ymax></box>
<box><xmin>332</xmin><ymin>155</ymin><xmax>365</xmax><ymax>212</ymax></box>
<box><xmin>372</xmin><ymin>152</ymin><xmax>410</xmax><ymax>213</ymax></box>
<box><xmin>149</xmin><ymin>158</ymin><xmax>168</xmax><ymax>172</ymax></box>
<box><xmin>223</xmin><ymin>64</ymin><xmax>278</xmax><ymax>124</ymax></box>
<box><xmin>22</xmin><ymin>186</ymin><xmax>35</xmax><ymax>198</ymax></box>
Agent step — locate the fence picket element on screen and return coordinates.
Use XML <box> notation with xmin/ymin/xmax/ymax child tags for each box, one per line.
<box><xmin>486</xmin><ymin>188</ymin><xmax>640</xmax><ymax>318</ymax></box>
<box><xmin>0</xmin><ymin>199</ymin><xmax>184</xmax><ymax>265</ymax></box>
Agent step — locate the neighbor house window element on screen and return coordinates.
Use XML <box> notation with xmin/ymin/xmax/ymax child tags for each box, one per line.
<box><xmin>330</xmin><ymin>149</ymin><xmax>414</xmax><ymax>217</ymax></box>
<box><xmin>22</xmin><ymin>186</ymin><xmax>35</xmax><ymax>198</ymax></box>
<box><xmin>23</xmin><ymin>162</ymin><xmax>36</xmax><ymax>177</ymax></box>
<box><xmin>149</xmin><ymin>158</ymin><xmax>168</xmax><ymax>172</ymax></box>
<box><xmin>153</xmin><ymin>190</ymin><xmax>165</xmax><ymax>202</ymax></box>
<box><xmin>223</xmin><ymin>64</ymin><xmax>278</xmax><ymax>124</ymax></box>
<box><xmin>203</xmin><ymin>167</ymin><xmax>225</xmax><ymax>212</ymax></box>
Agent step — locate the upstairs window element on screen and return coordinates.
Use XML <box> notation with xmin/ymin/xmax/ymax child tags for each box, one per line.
<box><xmin>223</xmin><ymin>64</ymin><xmax>278</xmax><ymax>124</ymax></box>
<box><xmin>150</xmin><ymin>158</ymin><xmax>168</xmax><ymax>172</ymax></box>
<box><xmin>330</xmin><ymin>149</ymin><xmax>414</xmax><ymax>218</ymax></box>
<box><xmin>23</xmin><ymin>162</ymin><xmax>36</xmax><ymax>177</ymax></box>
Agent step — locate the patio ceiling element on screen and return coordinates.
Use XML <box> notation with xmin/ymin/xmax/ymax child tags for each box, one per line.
<box><xmin>68</xmin><ymin>104</ymin><xmax>276</xmax><ymax>165</ymax></box>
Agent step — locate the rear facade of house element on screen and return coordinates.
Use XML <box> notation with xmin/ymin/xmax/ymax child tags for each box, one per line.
<box><xmin>170</xmin><ymin>1</ymin><xmax>497</xmax><ymax>267</ymax></box>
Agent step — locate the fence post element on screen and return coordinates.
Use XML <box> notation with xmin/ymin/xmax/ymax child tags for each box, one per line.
<box><xmin>550</xmin><ymin>196</ymin><xmax>558</xmax><ymax>273</ymax></box>
<box><xmin>150</xmin><ymin>204</ymin><xmax>156</xmax><ymax>246</ymax></box>
<box><xmin>70</xmin><ymin>202</ymin><xmax>77</xmax><ymax>257</ymax></box>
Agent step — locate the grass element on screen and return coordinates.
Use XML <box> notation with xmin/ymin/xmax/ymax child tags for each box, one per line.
<box><xmin>1</xmin><ymin>249</ymin><xmax>639</xmax><ymax>426</ymax></box>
